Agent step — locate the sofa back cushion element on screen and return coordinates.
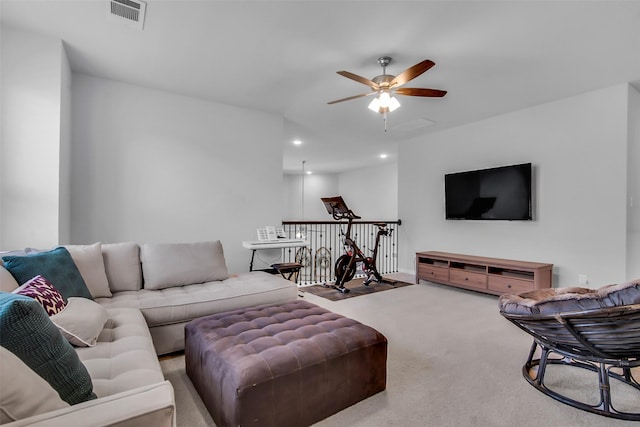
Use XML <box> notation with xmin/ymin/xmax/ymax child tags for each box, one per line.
<box><xmin>102</xmin><ymin>242</ymin><xmax>142</xmax><ymax>292</ymax></box>
<box><xmin>0</xmin><ymin>347</ymin><xmax>69</xmax><ymax>423</ymax></box>
<box><xmin>141</xmin><ymin>241</ymin><xmax>229</xmax><ymax>290</ymax></box>
<box><xmin>0</xmin><ymin>266</ymin><xmax>18</xmax><ymax>293</ymax></box>
<box><xmin>65</xmin><ymin>243</ymin><xmax>112</xmax><ymax>298</ymax></box>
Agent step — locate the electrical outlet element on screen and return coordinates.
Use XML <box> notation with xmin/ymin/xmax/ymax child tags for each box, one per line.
<box><xmin>578</xmin><ymin>274</ymin><xmax>588</xmax><ymax>285</ymax></box>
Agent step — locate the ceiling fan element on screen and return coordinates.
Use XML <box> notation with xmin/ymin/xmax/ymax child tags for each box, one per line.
<box><xmin>328</xmin><ymin>56</ymin><xmax>447</xmax><ymax>119</ymax></box>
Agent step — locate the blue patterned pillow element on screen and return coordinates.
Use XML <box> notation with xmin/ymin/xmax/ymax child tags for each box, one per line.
<box><xmin>2</xmin><ymin>247</ymin><xmax>92</xmax><ymax>300</ymax></box>
<box><xmin>0</xmin><ymin>292</ymin><xmax>97</xmax><ymax>405</ymax></box>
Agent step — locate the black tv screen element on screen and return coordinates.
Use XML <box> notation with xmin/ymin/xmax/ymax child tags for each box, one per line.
<box><xmin>445</xmin><ymin>163</ymin><xmax>532</xmax><ymax>220</ymax></box>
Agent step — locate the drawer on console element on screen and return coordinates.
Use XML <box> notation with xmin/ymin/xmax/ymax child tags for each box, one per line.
<box><xmin>488</xmin><ymin>275</ymin><xmax>533</xmax><ymax>294</ymax></box>
<box><xmin>418</xmin><ymin>264</ymin><xmax>449</xmax><ymax>282</ymax></box>
<box><xmin>450</xmin><ymin>269</ymin><xmax>487</xmax><ymax>289</ymax></box>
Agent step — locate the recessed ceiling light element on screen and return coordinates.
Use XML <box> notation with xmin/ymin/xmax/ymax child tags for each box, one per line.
<box><xmin>379</xmin><ymin>153</ymin><xmax>388</xmax><ymax>159</ymax></box>
<box><xmin>306</xmin><ymin>171</ymin><xmax>312</xmax><ymax>175</ymax></box>
<box><xmin>293</xmin><ymin>139</ymin><xmax>302</xmax><ymax>145</ymax></box>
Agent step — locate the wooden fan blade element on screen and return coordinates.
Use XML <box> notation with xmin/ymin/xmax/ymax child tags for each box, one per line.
<box><xmin>327</xmin><ymin>92</ymin><xmax>376</xmax><ymax>105</ymax></box>
<box><xmin>395</xmin><ymin>87</ymin><xmax>447</xmax><ymax>97</ymax></box>
<box><xmin>337</xmin><ymin>71</ymin><xmax>379</xmax><ymax>90</ymax></box>
<box><xmin>390</xmin><ymin>59</ymin><xmax>435</xmax><ymax>88</ymax></box>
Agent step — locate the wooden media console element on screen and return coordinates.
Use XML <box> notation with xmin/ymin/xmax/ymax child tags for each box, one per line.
<box><xmin>415</xmin><ymin>251</ymin><xmax>553</xmax><ymax>296</ymax></box>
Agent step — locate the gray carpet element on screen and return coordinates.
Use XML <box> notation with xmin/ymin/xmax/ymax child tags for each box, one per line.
<box><xmin>160</xmin><ymin>276</ymin><xmax>639</xmax><ymax>427</ymax></box>
<box><xmin>299</xmin><ymin>276</ymin><xmax>413</xmax><ymax>300</ymax></box>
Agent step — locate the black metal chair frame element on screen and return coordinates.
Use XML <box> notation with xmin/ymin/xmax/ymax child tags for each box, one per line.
<box><xmin>501</xmin><ymin>304</ymin><xmax>640</xmax><ymax>421</ymax></box>
<box><xmin>270</xmin><ymin>262</ymin><xmax>302</xmax><ymax>281</ymax></box>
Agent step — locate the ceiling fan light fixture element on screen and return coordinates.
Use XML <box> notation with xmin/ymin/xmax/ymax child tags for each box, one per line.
<box><xmin>368</xmin><ymin>96</ymin><xmax>381</xmax><ymax>112</ymax></box>
<box><xmin>329</xmin><ymin>56</ymin><xmax>444</xmax><ymax>130</ymax></box>
<box><xmin>387</xmin><ymin>94</ymin><xmax>401</xmax><ymax>112</ymax></box>
<box><xmin>368</xmin><ymin>91</ymin><xmax>400</xmax><ymax>114</ymax></box>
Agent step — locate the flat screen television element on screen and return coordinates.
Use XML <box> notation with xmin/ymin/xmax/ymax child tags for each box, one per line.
<box><xmin>444</xmin><ymin>163</ymin><xmax>532</xmax><ymax>221</ymax></box>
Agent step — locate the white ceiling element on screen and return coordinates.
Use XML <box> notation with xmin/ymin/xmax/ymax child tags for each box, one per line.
<box><xmin>3</xmin><ymin>1</ymin><xmax>640</xmax><ymax>174</ymax></box>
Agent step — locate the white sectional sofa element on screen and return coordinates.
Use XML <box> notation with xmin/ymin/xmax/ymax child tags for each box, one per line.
<box><xmin>0</xmin><ymin>240</ymin><xmax>298</xmax><ymax>426</ymax></box>
<box><xmin>92</xmin><ymin>241</ymin><xmax>297</xmax><ymax>355</ymax></box>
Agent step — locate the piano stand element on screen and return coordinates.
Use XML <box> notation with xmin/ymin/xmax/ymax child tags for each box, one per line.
<box><xmin>243</xmin><ymin>239</ymin><xmax>309</xmax><ymax>274</ymax></box>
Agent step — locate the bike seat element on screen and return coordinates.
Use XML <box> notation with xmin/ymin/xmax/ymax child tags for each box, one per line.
<box><xmin>373</xmin><ymin>222</ymin><xmax>388</xmax><ymax>228</ymax></box>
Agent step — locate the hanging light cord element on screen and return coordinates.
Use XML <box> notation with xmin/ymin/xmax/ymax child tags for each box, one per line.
<box><xmin>301</xmin><ymin>160</ymin><xmax>306</xmax><ymax>219</ymax></box>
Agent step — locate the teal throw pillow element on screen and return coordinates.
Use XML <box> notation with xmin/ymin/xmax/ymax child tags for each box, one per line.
<box><xmin>2</xmin><ymin>247</ymin><xmax>92</xmax><ymax>300</ymax></box>
<box><xmin>0</xmin><ymin>292</ymin><xmax>97</xmax><ymax>405</ymax></box>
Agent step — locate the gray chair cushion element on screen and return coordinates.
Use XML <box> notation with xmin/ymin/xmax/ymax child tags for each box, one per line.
<box><xmin>499</xmin><ymin>279</ymin><xmax>640</xmax><ymax>315</ymax></box>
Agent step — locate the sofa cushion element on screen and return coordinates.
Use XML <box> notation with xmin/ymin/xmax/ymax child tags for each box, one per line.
<box><xmin>76</xmin><ymin>307</ymin><xmax>165</xmax><ymax>398</ymax></box>
<box><xmin>498</xmin><ymin>279</ymin><xmax>640</xmax><ymax>315</ymax></box>
<box><xmin>141</xmin><ymin>241</ymin><xmax>229</xmax><ymax>290</ymax></box>
<box><xmin>12</xmin><ymin>275</ymin><xmax>66</xmax><ymax>316</ymax></box>
<box><xmin>51</xmin><ymin>297</ymin><xmax>109</xmax><ymax>347</ymax></box>
<box><xmin>97</xmin><ymin>271</ymin><xmax>297</xmax><ymax>327</ymax></box>
<box><xmin>0</xmin><ymin>266</ymin><xmax>18</xmax><ymax>293</ymax></box>
<box><xmin>0</xmin><ymin>292</ymin><xmax>97</xmax><ymax>405</ymax></box>
<box><xmin>66</xmin><ymin>243</ymin><xmax>112</xmax><ymax>298</ymax></box>
<box><xmin>0</xmin><ymin>248</ymin><xmax>40</xmax><ymax>265</ymax></box>
<box><xmin>102</xmin><ymin>242</ymin><xmax>142</xmax><ymax>292</ymax></box>
<box><xmin>0</xmin><ymin>347</ymin><xmax>69</xmax><ymax>423</ymax></box>
<box><xmin>2</xmin><ymin>247</ymin><xmax>93</xmax><ymax>300</ymax></box>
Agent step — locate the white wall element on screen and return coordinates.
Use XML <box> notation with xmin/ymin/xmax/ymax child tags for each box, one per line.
<box><xmin>71</xmin><ymin>74</ymin><xmax>284</xmax><ymax>273</ymax></box>
<box><xmin>283</xmin><ymin>173</ymin><xmax>339</xmax><ymax>220</ymax></box>
<box><xmin>0</xmin><ymin>25</ymin><xmax>70</xmax><ymax>250</ymax></box>
<box><xmin>338</xmin><ymin>161</ymin><xmax>398</xmax><ymax>220</ymax></box>
<box><xmin>283</xmin><ymin>161</ymin><xmax>398</xmax><ymax>221</ymax></box>
<box><xmin>399</xmin><ymin>85</ymin><xmax>630</xmax><ymax>288</ymax></box>
<box><xmin>58</xmin><ymin>42</ymin><xmax>72</xmax><ymax>245</ymax></box>
<box><xmin>628</xmin><ymin>85</ymin><xmax>640</xmax><ymax>280</ymax></box>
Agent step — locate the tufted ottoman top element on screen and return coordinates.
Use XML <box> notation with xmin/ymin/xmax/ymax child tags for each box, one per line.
<box><xmin>186</xmin><ymin>299</ymin><xmax>385</xmax><ymax>386</ymax></box>
<box><xmin>185</xmin><ymin>299</ymin><xmax>387</xmax><ymax>427</ymax></box>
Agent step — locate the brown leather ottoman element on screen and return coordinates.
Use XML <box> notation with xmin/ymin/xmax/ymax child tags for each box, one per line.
<box><xmin>185</xmin><ymin>299</ymin><xmax>387</xmax><ymax>427</ymax></box>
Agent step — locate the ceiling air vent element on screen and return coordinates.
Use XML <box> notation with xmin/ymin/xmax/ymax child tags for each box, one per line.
<box><xmin>108</xmin><ymin>0</ymin><xmax>146</xmax><ymax>30</ymax></box>
<box><xmin>391</xmin><ymin>117</ymin><xmax>436</xmax><ymax>132</ymax></box>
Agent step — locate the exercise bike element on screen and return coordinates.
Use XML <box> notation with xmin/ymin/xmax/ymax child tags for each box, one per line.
<box><xmin>321</xmin><ymin>196</ymin><xmax>395</xmax><ymax>294</ymax></box>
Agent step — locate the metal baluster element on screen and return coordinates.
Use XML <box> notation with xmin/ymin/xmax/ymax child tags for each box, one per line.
<box><xmin>280</xmin><ymin>220</ymin><xmax>401</xmax><ymax>285</ymax></box>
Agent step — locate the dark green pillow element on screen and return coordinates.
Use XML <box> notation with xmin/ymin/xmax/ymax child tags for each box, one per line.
<box><xmin>2</xmin><ymin>247</ymin><xmax>92</xmax><ymax>300</ymax></box>
<box><xmin>0</xmin><ymin>292</ymin><xmax>97</xmax><ymax>405</ymax></box>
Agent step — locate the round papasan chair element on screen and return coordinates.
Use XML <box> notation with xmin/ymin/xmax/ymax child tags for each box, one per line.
<box><xmin>499</xmin><ymin>279</ymin><xmax>640</xmax><ymax>421</ymax></box>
